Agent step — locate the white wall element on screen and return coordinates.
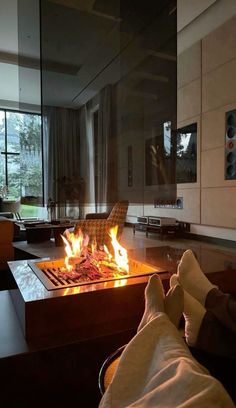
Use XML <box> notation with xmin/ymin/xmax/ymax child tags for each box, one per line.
<box><xmin>127</xmin><ymin>0</ymin><xmax>236</xmax><ymax>242</ymax></box>
<box><xmin>177</xmin><ymin>0</ymin><xmax>236</xmax><ymax>240</ymax></box>
<box><xmin>178</xmin><ymin>0</ymin><xmax>236</xmax><ymax>53</ymax></box>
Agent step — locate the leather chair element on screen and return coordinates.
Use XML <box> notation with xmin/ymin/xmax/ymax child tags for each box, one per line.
<box><xmin>73</xmin><ymin>200</ymin><xmax>129</xmax><ymax>247</ymax></box>
<box><xmin>0</xmin><ymin>217</ymin><xmax>14</xmax><ymax>270</ymax></box>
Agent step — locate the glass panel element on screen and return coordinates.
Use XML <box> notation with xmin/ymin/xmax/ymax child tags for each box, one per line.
<box><xmin>38</xmin><ymin>0</ymin><xmax>176</xmax><ymax>214</ymax></box>
<box><xmin>0</xmin><ymin>110</ymin><xmax>5</xmax><ymax>190</ymax></box>
<box><xmin>18</xmin><ymin>0</ymin><xmax>41</xmax><ymax>112</ymax></box>
<box><xmin>18</xmin><ymin>0</ymin><xmax>43</xmax><ymax>219</ymax></box>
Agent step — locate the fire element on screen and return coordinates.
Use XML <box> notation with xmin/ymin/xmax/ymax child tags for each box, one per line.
<box><xmin>109</xmin><ymin>225</ymin><xmax>129</xmax><ymax>272</ymax></box>
<box><xmin>60</xmin><ymin>226</ymin><xmax>129</xmax><ymax>281</ymax></box>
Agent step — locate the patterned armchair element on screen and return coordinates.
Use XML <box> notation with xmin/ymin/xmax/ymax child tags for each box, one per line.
<box><xmin>73</xmin><ymin>200</ymin><xmax>129</xmax><ymax>247</ymax></box>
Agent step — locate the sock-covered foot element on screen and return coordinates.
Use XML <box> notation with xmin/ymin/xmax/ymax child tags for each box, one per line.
<box><xmin>164</xmin><ymin>284</ymin><xmax>184</xmax><ymax>328</ymax></box>
<box><xmin>183</xmin><ymin>290</ymin><xmax>206</xmax><ymax>347</ymax></box>
<box><xmin>170</xmin><ymin>273</ymin><xmax>206</xmax><ymax>346</ymax></box>
<box><xmin>170</xmin><ymin>273</ymin><xmax>179</xmax><ymax>288</ymax></box>
<box><xmin>177</xmin><ymin>249</ymin><xmax>217</xmax><ymax>305</ymax></box>
<box><xmin>137</xmin><ymin>274</ymin><xmax>165</xmax><ymax>332</ymax></box>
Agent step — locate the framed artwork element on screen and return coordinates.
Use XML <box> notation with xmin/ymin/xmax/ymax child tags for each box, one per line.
<box><xmin>145</xmin><ymin>121</ymin><xmax>174</xmax><ymax>186</ymax></box>
<box><xmin>176</xmin><ymin>123</ymin><xmax>197</xmax><ymax>183</ymax></box>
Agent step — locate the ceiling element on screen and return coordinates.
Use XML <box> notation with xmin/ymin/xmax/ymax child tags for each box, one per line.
<box><xmin>0</xmin><ymin>0</ymin><xmax>177</xmax><ymax>110</ymax></box>
<box><xmin>39</xmin><ymin>0</ymin><xmax>177</xmax><ymax>108</ymax></box>
<box><xmin>1</xmin><ymin>0</ymin><xmax>236</xmax><ymax>110</ymax></box>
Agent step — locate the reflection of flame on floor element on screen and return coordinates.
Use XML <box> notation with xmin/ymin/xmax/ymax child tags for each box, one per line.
<box><xmin>59</xmin><ymin>226</ymin><xmax>129</xmax><ymax>282</ymax></box>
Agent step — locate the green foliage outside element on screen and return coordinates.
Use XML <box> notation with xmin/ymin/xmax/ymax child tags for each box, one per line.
<box><xmin>0</xmin><ymin>111</ymin><xmax>42</xmax><ymax>200</ymax></box>
<box><xmin>20</xmin><ymin>204</ymin><xmax>39</xmax><ymax>218</ymax></box>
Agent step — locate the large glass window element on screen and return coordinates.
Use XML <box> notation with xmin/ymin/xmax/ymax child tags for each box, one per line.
<box><xmin>0</xmin><ymin>109</ymin><xmax>43</xmax><ymax>217</ymax></box>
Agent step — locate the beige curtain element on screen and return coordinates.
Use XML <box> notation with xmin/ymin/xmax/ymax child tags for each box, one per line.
<box><xmin>97</xmin><ymin>84</ymin><xmax>118</xmax><ymax>212</ymax></box>
<box><xmin>43</xmin><ymin>106</ymin><xmax>81</xmax><ymax>217</ymax></box>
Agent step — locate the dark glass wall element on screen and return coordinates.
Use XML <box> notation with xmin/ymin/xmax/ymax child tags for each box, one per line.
<box><xmin>18</xmin><ymin>0</ymin><xmax>41</xmax><ymax>112</ymax></box>
<box><xmin>17</xmin><ymin>0</ymin><xmax>43</xmax><ymax>206</ymax></box>
<box><xmin>19</xmin><ymin>0</ymin><xmax>177</xmax><ymax>212</ymax></box>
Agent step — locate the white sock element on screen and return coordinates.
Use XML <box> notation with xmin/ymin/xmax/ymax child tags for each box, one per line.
<box><xmin>164</xmin><ymin>284</ymin><xmax>184</xmax><ymax>328</ymax></box>
<box><xmin>170</xmin><ymin>273</ymin><xmax>179</xmax><ymax>288</ymax></box>
<box><xmin>138</xmin><ymin>274</ymin><xmax>165</xmax><ymax>332</ymax></box>
<box><xmin>177</xmin><ymin>249</ymin><xmax>217</xmax><ymax>305</ymax></box>
<box><xmin>170</xmin><ymin>273</ymin><xmax>206</xmax><ymax>346</ymax></box>
<box><xmin>183</xmin><ymin>290</ymin><xmax>206</xmax><ymax>347</ymax></box>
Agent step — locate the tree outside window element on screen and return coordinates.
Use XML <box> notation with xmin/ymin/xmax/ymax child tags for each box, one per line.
<box><xmin>0</xmin><ymin>110</ymin><xmax>43</xmax><ymax>217</ymax></box>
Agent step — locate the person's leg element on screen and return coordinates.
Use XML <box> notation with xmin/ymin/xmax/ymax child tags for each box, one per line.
<box><xmin>170</xmin><ymin>273</ymin><xmax>206</xmax><ymax>347</ymax></box>
<box><xmin>99</xmin><ymin>275</ymin><xmax>234</xmax><ymax>408</ymax></box>
<box><xmin>170</xmin><ymin>273</ymin><xmax>236</xmax><ymax>358</ymax></box>
<box><xmin>137</xmin><ymin>274</ymin><xmax>165</xmax><ymax>332</ymax></box>
<box><xmin>196</xmin><ymin>311</ymin><xmax>236</xmax><ymax>359</ymax></box>
<box><xmin>175</xmin><ymin>249</ymin><xmax>236</xmax><ymax>332</ymax></box>
<box><xmin>177</xmin><ymin>249</ymin><xmax>217</xmax><ymax>305</ymax></box>
<box><xmin>138</xmin><ymin>274</ymin><xmax>184</xmax><ymax>332</ymax></box>
<box><xmin>205</xmin><ymin>288</ymin><xmax>236</xmax><ymax>332</ymax></box>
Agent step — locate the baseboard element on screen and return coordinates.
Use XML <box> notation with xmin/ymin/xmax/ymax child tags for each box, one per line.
<box><xmin>182</xmin><ymin>232</ymin><xmax>236</xmax><ymax>249</ymax></box>
<box><xmin>125</xmin><ymin>222</ymin><xmax>134</xmax><ymax>228</ymax></box>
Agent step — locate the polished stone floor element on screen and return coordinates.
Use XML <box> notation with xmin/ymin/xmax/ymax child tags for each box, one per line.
<box><xmin>14</xmin><ymin>226</ymin><xmax>236</xmax><ymax>258</ymax></box>
<box><xmin>121</xmin><ymin>227</ymin><xmax>236</xmax><ymax>254</ymax></box>
<box><xmin>13</xmin><ymin>226</ymin><xmax>236</xmax><ymax>284</ymax></box>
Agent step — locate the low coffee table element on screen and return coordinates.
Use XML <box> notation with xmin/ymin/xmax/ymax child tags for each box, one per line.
<box><xmin>25</xmin><ymin>221</ymin><xmax>75</xmax><ymax>246</ymax></box>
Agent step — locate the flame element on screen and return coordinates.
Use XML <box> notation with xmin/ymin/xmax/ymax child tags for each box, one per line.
<box><xmin>61</xmin><ymin>225</ymin><xmax>129</xmax><ymax>278</ymax></box>
<box><xmin>114</xmin><ymin>278</ymin><xmax>127</xmax><ymax>288</ymax></box>
<box><xmin>62</xmin><ymin>229</ymin><xmax>89</xmax><ymax>272</ymax></box>
<box><xmin>109</xmin><ymin>226</ymin><xmax>129</xmax><ymax>273</ymax></box>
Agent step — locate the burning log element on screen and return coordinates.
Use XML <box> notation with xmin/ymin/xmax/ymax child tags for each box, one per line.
<box><xmin>58</xmin><ymin>226</ymin><xmax>129</xmax><ymax>282</ymax></box>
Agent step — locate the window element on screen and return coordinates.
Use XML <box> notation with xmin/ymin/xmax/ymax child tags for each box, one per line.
<box><xmin>0</xmin><ymin>109</ymin><xmax>43</xmax><ymax>218</ymax></box>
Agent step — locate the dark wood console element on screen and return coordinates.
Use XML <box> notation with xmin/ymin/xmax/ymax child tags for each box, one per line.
<box><xmin>133</xmin><ymin>222</ymin><xmax>180</xmax><ymax>239</ymax></box>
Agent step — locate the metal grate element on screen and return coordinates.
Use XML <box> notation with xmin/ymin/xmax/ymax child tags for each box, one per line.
<box><xmin>28</xmin><ymin>258</ymin><xmax>158</xmax><ymax>291</ymax></box>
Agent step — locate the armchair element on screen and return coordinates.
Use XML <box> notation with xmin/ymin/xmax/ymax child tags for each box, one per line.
<box><xmin>73</xmin><ymin>200</ymin><xmax>129</xmax><ymax>247</ymax></box>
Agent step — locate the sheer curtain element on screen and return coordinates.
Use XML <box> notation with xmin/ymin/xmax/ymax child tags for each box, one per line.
<box><xmin>43</xmin><ymin>106</ymin><xmax>81</xmax><ymax>218</ymax></box>
<box><xmin>79</xmin><ymin>104</ymin><xmax>95</xmax><ymax>217</ymax></box>
<box><xmin>96</xmin><ymin>84</ymin><xmax>117</xmax><ymax>212</ymax></box>
<box><xmin>43</xmin><ymin>86</ymin><xmax>117</xmax><ymax>219</ymax></box>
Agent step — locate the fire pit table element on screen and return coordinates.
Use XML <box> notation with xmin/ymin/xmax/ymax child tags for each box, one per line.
<box><xmin>8</xmin><ymin>257</ymin><xmax>170</xmax><ymax>346</ymax></box>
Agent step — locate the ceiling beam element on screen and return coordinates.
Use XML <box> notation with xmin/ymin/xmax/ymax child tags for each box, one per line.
<box><xmin>147</xmin><ymin>49</ymin><xmax>177</xmax><ymax>62</ymax></box>
<box><xmin>127</xmin><ymin>90</ymin><xmax>158</xmax><ymax>100</ymax></box>
<box><xmin>48</xmin><ymin>0</ymin><xmax>121</xmax><ymax>22</ymax></box>
<box><xmin>133</xmin><ymin>71</ymin><xmax>169</xmax><ymax>83</ymax></box>
<box><xmin>0</xmin><ymin>51</ymin><xmax>80</xmax><ymax>75</ymax></box>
